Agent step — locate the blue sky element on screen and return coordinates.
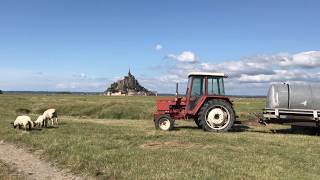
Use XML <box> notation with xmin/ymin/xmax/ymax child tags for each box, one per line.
<box><xmin>1</xmin><ymin>0</ymin><xmax>320</xmax><ymax>94</ymax></box>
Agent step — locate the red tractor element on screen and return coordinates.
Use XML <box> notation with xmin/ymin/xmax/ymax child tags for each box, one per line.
<box><xmin>154</xmin><ymin>72</ymin><xmax>236</xmax><ymax>132</ymax></box>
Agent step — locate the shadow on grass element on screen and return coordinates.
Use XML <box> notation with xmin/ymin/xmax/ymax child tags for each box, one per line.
<box><xmin>32</xmin><ymin>125</ymin><xmax>64</xmax><ymax>131</ymax></box>
<box><xmin>41</xmin><ymin>122</ymin><xmax>67</xmax><ymax>129</ymax></box>
<box><xmin>12</xmin><ymin>128</ymin><xmax>42</xmax><ymax>132</ymax></box>
<box><xmin>172</xmin><ymin>126</ymin><xmax>200</xmax><ymax>131</ymax></box>
<box><xmin>274</xmin><ymin>126</ymin><xmax>319</xmax><ymax>136</ymax></box>
<box><xmin>44</xmin><ymin>126</ymin><xmax>59</xmax><ymax>129</ymax></box>
<box><xmin>230</xmin><ymin>124</ymin><xmax>251</xmax><ymax>132</ymax></box>
<box><xmin>172</xmin><ymin>124</ymin><xmax>251</xmax><ymax>132</ymax></box>
<box><xmin>252</xmin><ymin>125</ymin><xmax>320</xmax><ymax>136</ymax></box>
<box><xmin>187</xmin><ymin>124</ymin><xmax>318</xmax><ymax>136</ymax></box>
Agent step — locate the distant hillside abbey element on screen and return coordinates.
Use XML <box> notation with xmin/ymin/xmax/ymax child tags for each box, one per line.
<box><xmin>105</xmin><ymin>70</ymin><xmax>156</xmax><ymax>96</ymax></box>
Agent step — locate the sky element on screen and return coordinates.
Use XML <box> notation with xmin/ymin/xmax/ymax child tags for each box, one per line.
<box><xmin>0</xmin><ymin>0</ymin><xmax>320</xmax><ymax>95</ymax></box>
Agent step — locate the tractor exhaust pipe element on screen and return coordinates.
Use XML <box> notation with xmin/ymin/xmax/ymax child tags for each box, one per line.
<box><xmin>176</xmin><ymin>82</ymin><xmax>179</xmax><ymax>98</ymax></box>
<box><xmin>175</xmin><ymin>82</ymin><xmax>180</xmax><ymax>102</ymax></box>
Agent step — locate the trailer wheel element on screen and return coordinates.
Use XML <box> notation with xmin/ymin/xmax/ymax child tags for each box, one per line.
<box><xmin>155</xmin><ymin>115</ymin><xmax>174</xmax><ymax>131</ymax></box>
<box><xmin>198</xmin><ymin>99</ymin><xmax>235</xmax><ymax>132</ymax></box>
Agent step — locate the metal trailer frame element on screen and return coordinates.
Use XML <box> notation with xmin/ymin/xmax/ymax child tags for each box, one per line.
<box><xmin>263</xmin><ymin>108</ymin><xmax>320</xmax><ymax>128</ymax></box>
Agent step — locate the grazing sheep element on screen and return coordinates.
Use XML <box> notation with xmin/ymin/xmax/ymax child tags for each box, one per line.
<box><xmin>13</xmin><ymin>115</ymin><xmax>33</xmax><ymax>131</ymax></box>
<box><xmin>34</xmin><ymin>115</ymin><xmax>45</xmax><ymax>127</ymax></box>
<box><xmin>43</xmin><ymin>109</ymin><xmax>58</xmax><ymax>127</ymax></box>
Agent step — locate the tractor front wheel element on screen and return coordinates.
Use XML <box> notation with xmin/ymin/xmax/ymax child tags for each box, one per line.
<box><xmin>155</xmin><ymin>115</ymin><xmax>174</xmax><ymax>131</ymax></box>
<box><xmin>198</xmin><ymin>100</ymin><xmax>235</xmax><ymax>132</ymax></box>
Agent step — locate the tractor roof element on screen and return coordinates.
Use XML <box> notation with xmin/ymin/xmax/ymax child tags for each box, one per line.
<box><xmin>188</xmin><ymin>72</ymin><xmax>227</xmax><ymax>77</ymax></box>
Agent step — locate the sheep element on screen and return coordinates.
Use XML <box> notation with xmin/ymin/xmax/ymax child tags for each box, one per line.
<box><xmin>34</xmin><ymin>115</ymin><xmax>46</xmax><ymax>128</ymax></box>
<box><xmin>13</xmin><ymin>115</ymin><xmax>34</xmax><ymax>131</ymax></box>
<box><xmin>43</xmin><ymin>108</ymin><xmax>58</xmax><ymax>127</ymax></box>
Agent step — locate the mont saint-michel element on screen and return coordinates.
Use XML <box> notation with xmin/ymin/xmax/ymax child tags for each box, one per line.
<box><xmin>105</xmin><ymin>70</ymin><xmax>156</xmax><ymax>96</ymax></box>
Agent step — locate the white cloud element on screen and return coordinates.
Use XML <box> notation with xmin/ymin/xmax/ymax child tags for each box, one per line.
<box><xmin>239</xmin><ymin>69</ymin><xmax>320</xmax><ymax>83</ymax></box>
<box><xmin>55</xmin><ymin>82</ymin><xmax>106</xmax><ymax>91</ymax></box>
<box><xmin>0</xmin><ymin>69</ymin><xmax>110</xmax><ymax>92</ymax></box>
<box><xmin>53</xmin><ymin>75</ymin><xmax>109</xmax><ymax>92</ymax></box>
<box><xmin>155</xmin><ymin>44</ymin><xmax>163</xmax><ymax>51</ymax></box>
<box><xmin>72</xmin><ymin>73</ymin><xmax>88</xmax><ymax>79</ymax></box>
<box><xmin>199</xmin><ymin>51</ymin><xmax>320</xmax><ymax>81</ymax></box>
<box><xmin>167</xmin><ymin>51</ymin><xmax>198</xmax><ymax>63</ymax></box>
<box><xmin>239</xmin><ymin>74</ymin><xmax>273</xmax><ymax>83</ymax></box>
<box><xmin>279</xmin><ymin>51</ymin><xmax>320</xmax><ymax>68</ymax></box>
<box><xmin>3</xmin><ymin>50</ymin><xmax>320</xmax><ymax>95</ymax></box>
<box><xmin>144</xmin><ymin>50</ymin><xmax>320</xmax><ymax>95</ymax></box>
<box><xmin>201</xmin><ymin>59</ymin><xmax>274</xmax><ymax>77</ymax></box>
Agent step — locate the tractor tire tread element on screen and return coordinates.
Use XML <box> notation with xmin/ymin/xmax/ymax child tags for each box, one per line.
<box><xmin>198</xmin><ymin>99</ymin><xmax>235</xmax><ymax>132</ymax></box>
<box><xmin>154</xmin><ymin>114</ymin><xmax>174</xmax><ymax>131</ymax></box>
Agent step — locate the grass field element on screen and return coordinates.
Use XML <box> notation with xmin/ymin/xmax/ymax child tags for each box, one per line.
<box><xmin>1</xmin><ymin>94</ymin><xmax>320</xmax><ymax>179</ymax></box>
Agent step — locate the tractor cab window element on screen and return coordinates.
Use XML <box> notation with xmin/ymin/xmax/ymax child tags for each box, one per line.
<box><xmin>188</xmin><ymin>76</ymin><xmax>204</xmax><ymax>110</ymax></box>
<box><xmin>191</xmin><ymin>77</ymin><xmax>204</xmax><ymax>97</ymax></box>
<box><xmin>186</xmin><ymin>77</ymin><xmax>192</xmax><ymax>96</ymax></box>
<box><xmin>208</xmin><ymin>77</ymin><xmax>225</xmax><ymax>95</ymax></box>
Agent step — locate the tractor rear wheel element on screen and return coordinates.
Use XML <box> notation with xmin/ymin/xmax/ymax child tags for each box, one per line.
<box><xmin>198</xmin><ymin>99</ymin><xmax>235</xmax><ymax>132</ymax></box>
<box><xmin>194</xmin><ymin>117</ymin><xmax>202</xmax><ymax>128</ymax></box>
<box><xmin>155</xmin><ymin>115</ymin><xmax>174</xmax><ymax>131</ymax></box>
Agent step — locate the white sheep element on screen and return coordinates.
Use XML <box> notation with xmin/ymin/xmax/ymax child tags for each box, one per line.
<box><xmin>43</xmin><ymin>108</ymin><xmax>58</xmax><ymax>127</ymax></box>
<box><xmin>34</xmin><ymin>115</ymin><xmax>46</xmax><ymax>127</ymax></box>
<box><xmin>13</xmin><ymin>115</ymin><xmax>34</xmax><ymax>131</ymax></box>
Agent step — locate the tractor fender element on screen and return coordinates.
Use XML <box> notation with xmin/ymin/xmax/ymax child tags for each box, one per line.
<box><xmin>190</xmin><ymin>96</ymin><xmax>233</xmax><ymax>116</ymax></box>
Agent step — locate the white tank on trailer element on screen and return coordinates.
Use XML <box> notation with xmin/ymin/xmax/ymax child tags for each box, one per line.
<box><xmin>266</xmin><ymin>83</ymin><xmax>320</xmax><ymax>110</ymax></box>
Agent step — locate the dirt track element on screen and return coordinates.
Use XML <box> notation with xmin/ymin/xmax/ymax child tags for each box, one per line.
<box><xmin>0</xmin><ymin>140</ymin><xmax>83</xmax><ymax>180</ymax></box>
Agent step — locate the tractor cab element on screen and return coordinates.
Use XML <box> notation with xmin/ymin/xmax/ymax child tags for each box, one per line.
<box><xmin>154</xmin><ymin>72</ymin><xmax>235</xmax><ymax>132</ymax></box>
<box><xmin>186</xmin><ymin>72</ymin><xmax>226</xmax><ymax>112</ymax></box>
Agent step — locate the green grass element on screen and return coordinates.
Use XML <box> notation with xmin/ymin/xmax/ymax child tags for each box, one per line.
<box><xmin>233</xmin><ymin>97</ymin><xmax>265</xmax><ymax>121</ymax></box>
<box><xmin>0</xmin><ymin>94</ymin><xmax>157</xmax><ymax>120</ymax></box>
<box><xmin>1</xmin><ymin>94</ymin><xmax>319</xmax><ymax>179</ymax></box>
<box><xmin>0</xmin><ymin>94</ymin><xmax>263</xmax><ymax>121</ymax></box>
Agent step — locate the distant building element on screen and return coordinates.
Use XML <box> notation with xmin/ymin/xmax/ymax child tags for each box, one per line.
<box><xmin>106</xmin><ymin>91</ymin><xmax>126</xmax><ymax>96</ymax></box>
<box><xmin>105</xmin><ymin>70</ymin><xmax>156</xmax><ymax>96</ymax></box>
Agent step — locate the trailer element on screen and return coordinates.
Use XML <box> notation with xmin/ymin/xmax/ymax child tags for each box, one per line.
<box><xmin>262</xmin><ymin>83</ymin><xmax>320</xmax><ymax>128</ymax></box>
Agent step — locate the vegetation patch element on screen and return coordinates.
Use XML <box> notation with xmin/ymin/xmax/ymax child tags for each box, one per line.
<box><xmin>0</xmin><ymin>160</ymin><xmax>25</xmax><ymax>180</ymax></box>
<box><xmin>15</xmin><ymin>108</ymin><xmax>31</xmax><ymax>114</ymax></box>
